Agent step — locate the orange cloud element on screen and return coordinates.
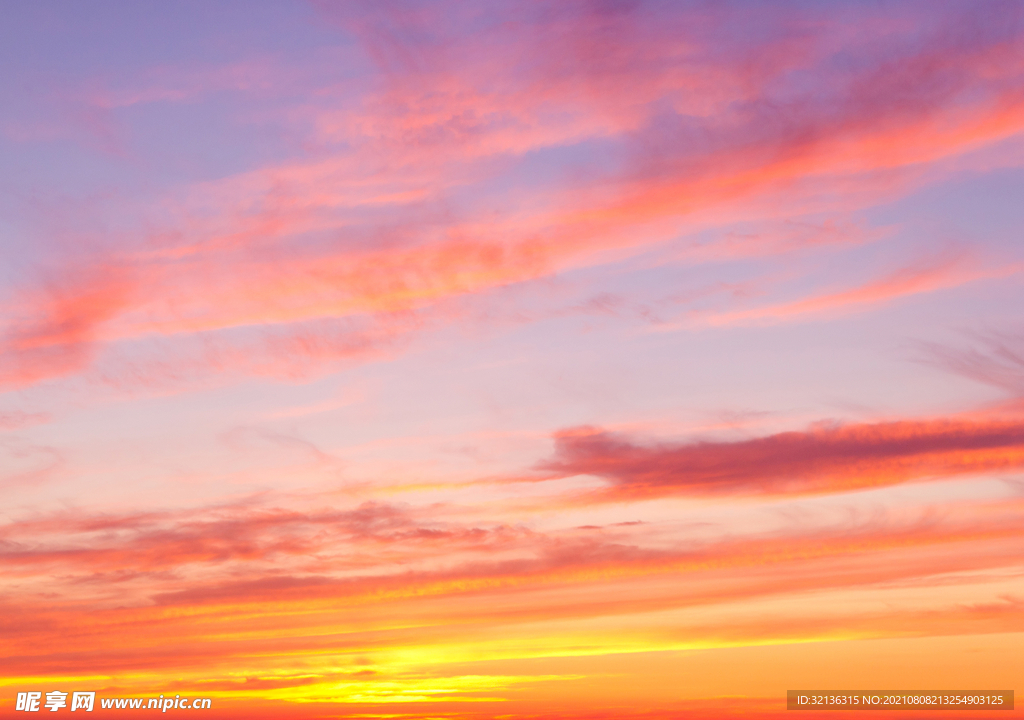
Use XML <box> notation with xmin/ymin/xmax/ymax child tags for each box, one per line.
<box><xmin>2</xmin><ymin>463</ymin><xmax>1022</xmax><ymax>717</ymax></box>
<box><xmin>2</xmin><ymin>494</ymin><xmax>1021</xmax><ymax>714</ymax></box>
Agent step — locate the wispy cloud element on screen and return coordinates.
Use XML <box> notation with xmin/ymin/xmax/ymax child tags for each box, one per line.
<box><xmin>0</xmin><ymin>410</ymin><xmax>51</xmax><ymax>431</ymax></box>
<box><xmin>3</xmin><ymin>490</ymin><xmax>1022</xmax><ymax>701</ymax></box>
<box><xmin>3</xmin><ymin>0</ymin><xmax>1024</xmax><ymax>390</ymax></box>
<box><xmin>687</xmin><ymin>256</ymin><xmax>1021</xmax><ymax>327</ymax></box>
<box><xmin>0</xmin><ymin>267</ymin><xmax>133</xmax><ymax>388</ymax></box>
<box><xmin>918</xmin><ymin>330</ymin><xmax>1024</xmax><ymax>395</ymax></box>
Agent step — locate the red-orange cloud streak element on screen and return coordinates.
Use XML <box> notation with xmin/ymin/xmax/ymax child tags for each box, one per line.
<box><xmin>542</xmin><ymin>418</ymin><xmax>1024</xmax><ymax>499</ymax></box>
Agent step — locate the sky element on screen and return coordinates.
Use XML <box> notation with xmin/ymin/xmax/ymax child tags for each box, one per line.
<box><xmin>1</xmin><ymin>1</ymin><xmax>1023</xmax><ymax>718</ymax></box>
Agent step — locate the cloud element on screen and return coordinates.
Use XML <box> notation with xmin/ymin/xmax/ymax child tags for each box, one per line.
<box><xmin>5</xmin><ymin>1</ymin><xmax>1024</xmax><ymax>391</ymax></box>
<box><xmin>4</xmin><ymin>4</ymin><xmax>1024</xmax><ymax>715</ymax></box>
<box><xmin>0</xmin><ymin>268</ymin><xmax>133</xmax><ymax>388</ymax></box>
<box><xmin>0</xmin><ymin>411</ymin><xmax>51</xmax><ymax>431</ymax></box>
<box><xmin>687</xmin><ymin>255</ymin><xmax>1022</xmax><ymax>327</ymax></box>
<box><xmin>3</xmin><ymin>492</ymin><xmax>1023</xmax><ymax>685</ymax></box>
<box><xmin>0</xmin><ymin>500</ymin><xmax>539</xmax><ymax>586</ymax></box>
<box><xmin>541</xmin><ymin>417</ymin><xmax>1024</xmax><ymax>499</ymax></box>
<box><xmin>0</xmin><ymin>438</ymin><xmax>64</xmax><ymax>488</ymax></box>
<box><xmin>918</xmin><ymin>330</ymin><xmax>1024</xmax><ymax>395</ymax></box>
<box><xmin>4</xmin><ymin>488</ymin><xmax>1022</xmax><ymax>609</ymax></box>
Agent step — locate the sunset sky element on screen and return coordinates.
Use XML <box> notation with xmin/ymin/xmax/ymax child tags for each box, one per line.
<box><xmin>1</xmin><ymin>1</ymin><xmax>1023</xmax><ymax>718</ymax></box>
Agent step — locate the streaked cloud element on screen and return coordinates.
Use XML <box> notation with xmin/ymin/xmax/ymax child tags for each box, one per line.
<box><xmin>542</xmin><ymin>417</ymin><xmax>1024</xmax><ymax>498</ymax></box>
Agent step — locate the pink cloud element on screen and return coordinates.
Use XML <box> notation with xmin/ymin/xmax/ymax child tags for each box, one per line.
<box><xmin>0</xmin><ymin>411</ymin><xmax>51</xmax><ymax>431</ymax></box>
<box><xmin>690</xmin><ymin>256</ymin><xmax>1022</xmax><ymax>327</ymax></box>
<box><xmin>918</xmin><ymin>331</ymin><xmax>1024</xmax><ymax>395</ymax></box>
<box><xmin>541</xmin><ymin>417</ymin><xmax>1024</xmax><ymax>499</ymax></box>
<box><xmin>5</xmin><ymin>0</ymin><xmax>1024</xmax><ymax>394</ymax></box>
<box><xmin>0</xmin><ymin>267</ymin><xmax>133</xmax><ymax>388</ymax></box>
